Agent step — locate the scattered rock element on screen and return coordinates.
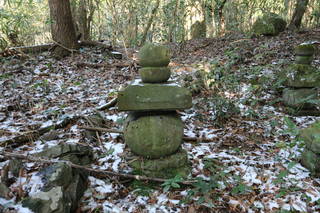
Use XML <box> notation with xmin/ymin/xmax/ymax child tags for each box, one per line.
<box><xmin>252</xmin><ymin>13</ymin><xmax>286</xmax><ymax>36</ymax></box>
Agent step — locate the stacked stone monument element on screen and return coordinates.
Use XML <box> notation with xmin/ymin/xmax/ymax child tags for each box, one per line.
<box><xmin>117</xmin><ymin>43</ymin><xmax>192</xmax><ymax>178</ymax></box>
<box><xmin>300</xmin><ymin>121</ymin><xmax>320</xmax><ymax>176</ymax></box>
<box><xmin>282</xmin><ymin>43</ymin><xmax>320</xmax><ymax>115</ymax></box>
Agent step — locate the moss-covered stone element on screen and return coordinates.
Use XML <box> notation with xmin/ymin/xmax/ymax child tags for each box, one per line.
<box><xmin>129</xmin><ymin>149</ymin><xmax>190</xmax><ymax>178</ymax></box>
<box><xmin>294</xmin><ymin>44</ymin><xmax>316</xmax><ymax>56</ymax></box>
<box><xmin>284</xmin><ymin>64</ymin><xmax>320</xmax><ymax>88</ymax></box>
<box><xmin>139</xmin><ymin>43</ymin><xmax>170</xmax><ymax>67</ymax></box>
<box><xmin>252</xmin><ymin>13</ymin><xmax>286</xmax><ymax>36</ymax></box>
<box><xmin>124</xmin><ymin>112</ymin><xmax>183</xmax><ymax>159</ymax></box>
<box><xmin>296</xmin><ymin>55</ymin><xmax>314</xmax><ymax>64</ymax></box>
<box><xmin>191</xmin><ymin>21</ymin><xmax>206</xmax><ymax>39</ymax></box>
<box><xmin>139</xmin><ymin>67</ymin><xmax>171</xmax><ymax>83</ymax></box>
<box><xmin>282</xmin><ymin>88</ymin><xmax>319</xmax><ymax>109</ymax></box>
<box><xmin>301</xmin><ymin>149</ymin><xmax>320</xmax><ymax>175</ymax></box>
<box><xmin>117</xmin><ymin>80</ymin><xmax>192</xmax><ymax>111</ymax></box>
<box><xmin>300</xmin><ymin>121</ymin><xmax>320</xmax><ymax>153</ymax></box>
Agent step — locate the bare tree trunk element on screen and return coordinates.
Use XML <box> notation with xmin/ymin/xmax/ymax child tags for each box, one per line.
<box><xmin>168</xmin><ymin>0</ymin><xmax>179</xmax><ymax>42</ymax></box>
<box><xmin>48</xmin><ymin>0</ymin><xmax>79</xmax><ymax>58</ymax></box>
<box><xmin>140</xmin><ymin>0</ymin><xmax>160</xmax><ymax>46</ymax></box>
<box><xmin>288</xmin><ymin>0</ymin><xmax>309</xmax><ymax>30</ymax></box>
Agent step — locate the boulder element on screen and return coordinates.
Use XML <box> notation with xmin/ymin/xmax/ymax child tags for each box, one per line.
<box><xmin>252</xmin><ymin>13</ymin><xmax>286</xmax><ymax>36</ymax></box>
<box><xmin>129</xmin><ymin>149</ymin><xmax>191</xmax><ymax>178</ymax></box>
<box><xmin>22</xmin><ymin>186</ymin><xmax>69</xmax><ymax>213</ymax></box>
<box><xmin>117</xmin><ymin>80</ymin><xmax>192</xmax><ymax>111</ymax></box>
<box><xmin>138</xmin><ymin>43</ymin><xmax>170</xmax><ymax>67</ymax></box>
<box><xmin>124</xmin><ymin>112</ymin><xmax>183</xmax><ymax>159</ymax></box>
<box><xmin>139</xmin><ymin>67</ymin><xmax>171</xmax><ymax>83</ymax></box>
<box><xmin>22</xmin><ymin>162</ymin><xmax>89</xmax><ymax>213</ymax></box>
<box><xmin>282</xmin><ymin>88</ymin><xmax>319</xmax><ymax>109</ymax></box>
<box><xmin>191</xmin><ymin>21</ymin><xmax>206</xmax><ymax>39</ymax></box>
<box><xmin>34</xmin><ymin>143</ymin><xmax>94</xmax><ymax>165</ymax></box>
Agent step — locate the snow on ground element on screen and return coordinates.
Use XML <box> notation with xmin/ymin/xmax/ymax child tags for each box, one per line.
<box><xmin>0</xmin><ymin>47</ymin><xmax>320</xmax><ymax>212</ymax></box>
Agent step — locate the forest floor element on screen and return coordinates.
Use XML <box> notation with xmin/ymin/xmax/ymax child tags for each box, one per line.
<box><xmin>1</xmin><ymin>28</ymin><xmax>320</xmax><ymax>213</ymax></box>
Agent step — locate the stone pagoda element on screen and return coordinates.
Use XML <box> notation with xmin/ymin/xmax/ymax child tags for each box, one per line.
<box><xmin>118</xmin><ymin>43</ymin><xmax>192</xmax><ymax>178</ymax></box>
<box><xmin>282</xmin><ymin>43</ymin><xmax>320</xmax><ymax>115</ymax></box>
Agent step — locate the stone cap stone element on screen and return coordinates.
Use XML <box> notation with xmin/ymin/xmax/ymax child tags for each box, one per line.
<box><xmin>117</xmin><ymin>80</ymin><xmax>192</xmax><ymax>111</ymax></box>
<box><xmin>138</xmin><ymin>43</ymin><xmax>170</xmax><ymax>67</ymax></box>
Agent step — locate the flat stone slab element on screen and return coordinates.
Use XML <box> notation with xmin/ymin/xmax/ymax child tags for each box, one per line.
<box><xmin>117</xmin><ymin>80</ymin><xmax>192</xmax><ymax>111</ymax></box>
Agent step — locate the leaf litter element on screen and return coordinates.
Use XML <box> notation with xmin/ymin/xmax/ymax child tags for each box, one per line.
<box><xmin>0</xmin><ymin>29</ymin><xmax>320</xmax><ymax>212</ymax></box>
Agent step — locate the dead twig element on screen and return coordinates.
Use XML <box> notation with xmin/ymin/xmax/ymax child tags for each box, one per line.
<box><xmin>97</xmin><ymin>97</ymin><xmax>117</xmax><ymax>110</ymax></box>
<box><xmin>0</xmin><ymin>116</ymin><xmax>78</xmax><ymax>148</ymax></box>
<box><xmin>0</xmin><ymin>151</ymin><xmax>195</xmax><ymax>185</ymax></box>
<box><xmin>78</xmin><ymin>126</ymin><xmax>218</xmax><ymax>143</ymax></box>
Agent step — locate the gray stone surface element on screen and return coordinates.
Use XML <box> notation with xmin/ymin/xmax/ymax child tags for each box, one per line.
<box><xmin>301</xmin><ymin>149</ymin><xmax>320</xmax><ymax>175</ymax></box>
<box><xmin>34</xmin><ymin>143</ymin><xmax>94</xmax><ymax>165</ymax></box>
<box><xmin>300</xmin><ymin>121</ymin><xmax>320</xmax><ymax>153</ymax></box>
<box><xmin>124</xmin><ymin>112</ymin><xmax>183</xmax><ymax>159</ymax></box>
<box><xmin>129</xmin><ymin>149</ymin><xmax>191</xmax><ymax>178</ymax></box>
<box><xmin>118</xmin><ymin>80</ymin><xmax>192</xmax><ymax>111</ymax></box>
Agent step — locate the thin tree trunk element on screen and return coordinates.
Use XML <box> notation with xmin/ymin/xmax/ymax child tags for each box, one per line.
<box><xmin>288</xmin><ymin>0</ymin><xmax>309</xmax><ymax>30</ymax></box>
<box><xmin>140</xmin><ymin>0</ymin><xmax>160</xmax><ymax>46</ymax></box>
<box><xmin>48</xmin><ymin>0</ymin><xmax>79</xmax><ymax>58</ymax></box>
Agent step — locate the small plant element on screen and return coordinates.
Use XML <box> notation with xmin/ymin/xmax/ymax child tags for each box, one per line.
<box><xmin>161</xmin><ymin>175</ymin><xmax>183</xmax><ymax>192</ymax></box>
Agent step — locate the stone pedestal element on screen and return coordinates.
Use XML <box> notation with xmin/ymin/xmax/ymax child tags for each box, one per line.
<box><xmin>282</xmin><ymin>43</ymin><xmax>320</xmax><ymax>115</ymax></box>
<box><xmin>118</xmin><ymin>43</ymin><xmax>192</xmax><ymax>178</ymax></box>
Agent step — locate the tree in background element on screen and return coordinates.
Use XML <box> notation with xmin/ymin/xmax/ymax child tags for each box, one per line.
<box><xmin>48</xmin><ymin>0</ymin><xmax>79</xmax><ymax>58</ymax></box>
<box><xmin>289</xmin><ymin>0</ymin><xmax>310</xmax><ymax>30</ymax></box>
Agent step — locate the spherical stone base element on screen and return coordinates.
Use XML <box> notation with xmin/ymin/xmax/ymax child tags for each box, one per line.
<box><xmin>139</xmin><ymin>67</ymin><xmax>171</xmax><ymax>83</ymax></box>
<box><xmin>124</xmin><ymin>112</ymin><xmax>183</xmax><ymax>159</ymax></box>
<box><xmin>129</xmin><ymin>149</ymin><xmax>191</xmax><ymax>178</ymax></box>
<box><xmin>139</xmin><ymin>43</ymin><xmax>170</xmax><ymax>67</ymax></box>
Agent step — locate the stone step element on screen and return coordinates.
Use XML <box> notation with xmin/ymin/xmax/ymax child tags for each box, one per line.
<box><xmin>118</xmin><ymin>80</ymin><xmax>192</xmax><ymax>111</ymax></box>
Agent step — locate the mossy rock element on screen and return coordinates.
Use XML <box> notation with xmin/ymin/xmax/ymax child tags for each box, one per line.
<box><xmin>139</xmin><ymin>43</ymin><xmax>170</xmax><ymax>67</ymax></box>
<box><xmin>301</xmin><ymin>149</ymin><xmax>320</xmax><ymax>175</ymax></box>
<box><xmin>191</xmin><ymin>21</ymin><xmax>206</xmax><ymax>39</ymax></box>
<box><xmin>300</xmin><ymin>121</ymin><xmax>320</xmax><ymax>153</ymax></box>
<box><xmin>282</xmin><ymin>88</ymin><xmax>319</xmax><ymax>109</ymax></box>
<box><xmin>117</xmin><ymin>80</ymin><xmax>192</xmax><ymax>111</ymax></box>
<box><xmin>252</xmin><ymin>13</ymin><xmax>286</xmax><ymax>36</ymax></box>
<box><xmin>294</xmin><ymin>44</ymin><xmax>316</xmax><ymax>56</ymax></box>
<box><xmin>124</xmin><ymin>112</ymin><xmax>183</xmax><ymax>159</ymax></box>
<box><xmin>129</xmin><ymin>149</ymin><xmax>191</xmax><ymax>178</ymax></box>
<box><xmin>139</xmin><ymin>67</ymin><xmax>171</xmax><ymax>83</ymax></box>
<box><xmin>284</xmin><ymin>64</ymin><xmax>320</xmax><ymax>88</ymax></box>
<box><xmin>296</xmin><ymin>55</ymin><xmax>314</xmax><ymax>64</ymax></box>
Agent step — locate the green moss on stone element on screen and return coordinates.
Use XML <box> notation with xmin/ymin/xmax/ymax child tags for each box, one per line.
<box><xmin>300</xmin><ymin>121</ymin><xmax>320</xmax><ymax>153</ymax></box>
<box><xmin>282</xmin><ymin>88</ymin><xmax>318</xmax><ymax>109</ymax></box>
<box><xmin>139</xmin><ymin>43</ymin><xmax>170</xmax><ymax>67</ymax></box>
<box><xmin>191</xmin><ymin>21</ymin><xmax>206</xmax><ymax>39</ymax></box>
<box><xmin>252</xmin><ymin>13</ymin><xmax>286</xmax><ymax>36</ymax></box>
<box><xmin>301</xmin><ymin>149</ymin><xmax>320</xmax><ymax>175</ymax></box>
<box><xmin>296</xmin><ymin>55</ymin><xmax>314</xmax><ymax>64</ymax></box>
<box><xmin>139</xmin><ymin>67</ymin><xmax>171</xmax><ymax>83</ymax></box>
<box><xmin>124</xmin><ymin>112</ymin><xmax>183</xmax><ymax>159</ymax></box>
<box><xmin>284</xmin><ymin>64</ymin><xmax>320</xmax><ymax>88</ymax></box>
<box><xmin>294</xmin><ymin>44</ymin><xmax>316</xmax><ymax>56</ymax></box>
<box><xmin>129</xmin><ymin>149</ymin><xmax>191</xmax><ymax>178</ymax></box>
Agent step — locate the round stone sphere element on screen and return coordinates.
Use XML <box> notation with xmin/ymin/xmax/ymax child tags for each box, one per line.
<box><xmin>139</xmin><ymin>67</ymin><xmax>171</xmax><ymax>83</ymax></box>
<box><xmin>124</xmin><ymin>113</ymin><xmax>183</xmax><ymax>159</ymax></box>
<box><xmin>139</xmin><ymin>43</ymin><xmax>170</xmax><ymax>67</ymax></box>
